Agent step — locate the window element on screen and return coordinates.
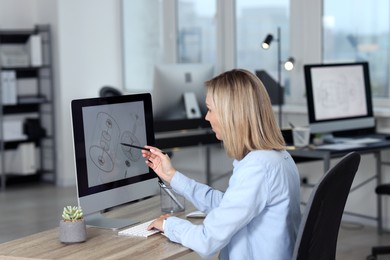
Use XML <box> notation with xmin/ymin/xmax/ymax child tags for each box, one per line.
<box><xmin>235</xmin><ymin>0</ymin><xmax>290</xmax><ymax>94</ymax></box>
<box><xmin>122</xmin><ymin>0</ymin><xmax>217</xmax><ymax>92</ymax></box>
<box><xmin>177</xmin><ymin>0</ymin><xmax>217</xmax><ymax>64</ymax></box>
<box><xmin>122</xmin><ymin>0</ymin><xmax>163</xmax><ymax>92</ymax></box>
<box><xmin>122</xmin><ymin>0</ymin><xmax>290</xmax><ymax>95</ymax></box>
<box><xmin>323</xmin><ymin>0</ymin><xmax>390</xmax><ymax>99</ymax></box>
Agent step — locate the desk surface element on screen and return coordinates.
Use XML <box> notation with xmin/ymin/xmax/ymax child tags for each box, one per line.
<box><xmin>0</xmin><ymin>196</ymin><xmax>200</xmax><ymax>260</ymax></box>
<box><xmin>287</xmin><ymin>138</ymin><xmax>390</xmax><ymax>173</ymax></box>
<box><xmin>288</xmin><ymin>139</ymin><xmax>390</xmax><ymax>158</ymax></box>
<box><xmin>288</xmin><ymin>137</ymin><xmax>390</xmax><ymax>233</ymax></box>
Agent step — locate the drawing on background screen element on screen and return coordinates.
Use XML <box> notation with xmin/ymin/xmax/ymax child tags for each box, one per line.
<box><xmin>88</xmin><ymin>110</ymin><xmax>144</xmax><ymax>184</ymax></box>
<box><xmin>314</xmin><ymin>72</ymin><xmax>365</xmax><ymax>120</ymax></box>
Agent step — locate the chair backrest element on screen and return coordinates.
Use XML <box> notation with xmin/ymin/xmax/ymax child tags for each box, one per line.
<box><xmin>99</xmin><ymin>86</ymin><xmax>122</xmax><ymax>97</ymax></box>
<box><xmin>292</xmin><ymin>152</ymin><xmax>361</xmax><ymax>260</ymax></box>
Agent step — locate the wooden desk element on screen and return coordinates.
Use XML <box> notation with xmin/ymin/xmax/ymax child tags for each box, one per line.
<box><xmin>0</xmin><ymin>196</ymin><xmax>200</xmax><ymax>260</ymax></box>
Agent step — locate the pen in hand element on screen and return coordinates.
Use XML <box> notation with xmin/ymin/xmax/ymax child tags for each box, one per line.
<box><xmin>120</xmin><ymin>143</ymin><xmax>183</xmax><ymax>209</ymax></box>
<box><xmin>120</xmin><ymin>143</ymin><xmax>166</xmax><ymax>155</ymax></box>
<box><xmin>120</xmin><ymin>143</ymin><xmax>167</xmax><ymax>183</ymax></box>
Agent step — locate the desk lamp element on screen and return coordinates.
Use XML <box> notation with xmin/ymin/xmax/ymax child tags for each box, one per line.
<box><xmin>261</xmin><ymin>26</ymin><xmax>294</xmax><ymax>127</ymax></box>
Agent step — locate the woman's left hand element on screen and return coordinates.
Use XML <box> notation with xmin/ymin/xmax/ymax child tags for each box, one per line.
<box><xmin>147</xmin><ymin>214</ymin><xmax>171</xmax><ymax>232</ymax></box>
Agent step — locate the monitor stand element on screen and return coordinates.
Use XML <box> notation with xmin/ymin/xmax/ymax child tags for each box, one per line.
<box><xmin>183</xmin><ymin>92</ymin><xmax>201</xmax><ymax>119</ymax></box>
<box><xmin>85</xmin><ymin>212</ymin><xmax>139</xmax><ymax>230</ymax></box>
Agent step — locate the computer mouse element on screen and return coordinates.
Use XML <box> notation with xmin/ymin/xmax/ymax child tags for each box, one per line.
<box><xmin>185</xmin><ymin>210</ymin><xmax>207</xmax><ymax>218</ymax></box>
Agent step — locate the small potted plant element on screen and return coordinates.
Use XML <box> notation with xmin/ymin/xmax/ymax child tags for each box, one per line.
<box><xmin>59</xmin><ymin>206</ymin><xmax>87</xmax><ymax>243</ymax></box>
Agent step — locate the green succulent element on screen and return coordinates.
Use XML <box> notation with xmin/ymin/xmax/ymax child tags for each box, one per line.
<box><xmin>62</xmin><ymin>206</ymin><xmax>84</xmax><ymax>222</ymax></box>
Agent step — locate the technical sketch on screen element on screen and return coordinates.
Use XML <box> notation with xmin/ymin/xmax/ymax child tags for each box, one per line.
<box><xmin>82</xmin><ymin>101</ymin><xmax>149</xmax><ymax>187</ymax></box>
<box><xmin>311</xmin><ymin>66</ymin><xmax>368</xmax><ymax>121</ymax></box>
<box><xmin>88</xmin><ymin>112</ymin><xmax>119</xmax><ymax>174</ymax></box>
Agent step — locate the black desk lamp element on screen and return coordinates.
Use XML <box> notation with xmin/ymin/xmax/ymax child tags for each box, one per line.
<box><xmin>261</xmin><ymin>27</ymin><xmax>294</xmax><ymax>127</ymax></box>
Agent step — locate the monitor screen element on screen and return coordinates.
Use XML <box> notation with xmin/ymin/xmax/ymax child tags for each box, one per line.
<box><xmin>304</xmin><ymin>62</ymin><xmax>375</xmax><ymax>135</ymax></box>
<box><xmin>151</xmin><ymin>63</ymin><xmax>214</xmax><ymax>132</ymax></box>
<box><xmin>71</xmin><ymin>93</ymin><xmax>159</xmax><ymax>229</ymax></box>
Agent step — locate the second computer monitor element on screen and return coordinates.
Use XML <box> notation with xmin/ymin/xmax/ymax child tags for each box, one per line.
<box><xmin>152</xmin><ymin>63</ymin><xmax>214</xmax><ymax>131</ymax></box>
<box><xmin>304</xmin><ymin>61</ymin><xmax>375</xmax><ymax>135</ymax></box>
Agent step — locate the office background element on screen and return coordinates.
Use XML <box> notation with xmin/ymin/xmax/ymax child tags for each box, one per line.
<box><xmin>1</xmin><ymin>0</ymin><xmax>390</xmax><ymax>235</ymax></box>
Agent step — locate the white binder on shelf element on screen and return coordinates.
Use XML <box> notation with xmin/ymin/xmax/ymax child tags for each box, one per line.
<box><xmin>1</xmin><ymin>70</ymin><xmax>17</xmax><ymax>105</ymax></box>
<box><xmin>26</xmin><ymin>35</ymin><xmax>43</xmax><ymax>67</ymax></box>
<box><xmin>5</xmin><ymin>142</ymin><xmax>37</xmax><ymax>175</ymax></box>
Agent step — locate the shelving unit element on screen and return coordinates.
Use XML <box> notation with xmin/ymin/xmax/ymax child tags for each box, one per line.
<box><xmin>0</xmin><ymin>25</ymin><xmax>56</xmax><ymax>190</ymax></box>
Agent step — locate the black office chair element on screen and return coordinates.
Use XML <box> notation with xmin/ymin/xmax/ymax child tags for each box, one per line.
<box><xmin>367</xmin><ymin>184</ymin><xmax>390</xmax><ymax>260</ymax></box>
<box><xmin>292</xmin><ymin>152</ymin><xmax>361</xmax><ymax>260</ymax></box>
<box><xmin>99</xmin><ymin>86</ymin><xmax>122</xmax><ymax>97</ymax></box>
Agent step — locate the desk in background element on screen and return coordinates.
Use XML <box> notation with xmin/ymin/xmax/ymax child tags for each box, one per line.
<box><xmin>288</xmin><ymin>138</ymin><xmax>390</xmax><ymax>233</ymax></box>
<box><xmin>0</xmin><ymin>196</ymin><xmax>201</xmax><ymax>260</ymax></box>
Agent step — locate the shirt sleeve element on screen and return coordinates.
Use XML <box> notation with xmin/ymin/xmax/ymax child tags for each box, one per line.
<box><xmin>170</xmin><ymin>171</ymin><xmax>224</xmax><ymax>213</ymax></box>
<box><xmin>164</xmin><ymin>161</ymin><xmax>271</xmax><ymax>258</ymax></box>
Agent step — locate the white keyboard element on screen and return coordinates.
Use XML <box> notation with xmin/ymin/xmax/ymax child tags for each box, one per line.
<box><xmin>118</xmin><ymin>219</ymin><xmax>160</xmax><ymax>238</ymax></box>
<box><xmin>316</xmin><ymin>143</ymin><xmax>364</xmax><ymax>150</ymax></box>
<box><xmin>345</xmin><ymin>137</ymin><xmax>382</xmax><ymax>144</ymax></box>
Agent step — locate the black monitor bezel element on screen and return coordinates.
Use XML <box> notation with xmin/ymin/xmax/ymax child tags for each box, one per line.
<box><xmin>71</xmin><ymin>93</ymin><xmax>156</xmax><ymax>197</ymax></box>
<box><xmin>304</xmin><ymin>61</ymin><xmax>374</xmax><ymax>126</ymax></box>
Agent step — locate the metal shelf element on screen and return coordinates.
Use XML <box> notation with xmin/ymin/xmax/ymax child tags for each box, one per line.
<box><xmin>0</xmin><ymin>24</ymin><xmax>56</xmax><ymax>190</ymax></box>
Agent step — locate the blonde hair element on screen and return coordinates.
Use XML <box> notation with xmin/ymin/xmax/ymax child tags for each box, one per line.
<box><xmin>205</xmin><ymin>69</ymin><xmax>285</xmax><ymax>160</ymax></box>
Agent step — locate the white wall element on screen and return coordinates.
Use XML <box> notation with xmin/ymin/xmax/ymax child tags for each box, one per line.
<box><xmin>0</xmin><ymin>0</ymin><xmax>35</xmax><ymax>29</ymax></box>
<box><xmin>54</xmin><ymin>0</ymin><xmax>123</xmax><ymax>186</ymax></box>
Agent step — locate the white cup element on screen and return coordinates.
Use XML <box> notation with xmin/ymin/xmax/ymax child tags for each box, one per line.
<box><xmin>292</xmin><ymin>127</ymin><xmax>310</xmax><ymax>147</ymax></box>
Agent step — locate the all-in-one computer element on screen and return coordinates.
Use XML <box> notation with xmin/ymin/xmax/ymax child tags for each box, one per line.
<box><xmin>151</xmin><ymin>63</ymin><xmax>214</xmax><ymax>132</ymax></box>
<box><xmin>71</xmin><ymin>93</ymin><xmax>159</xmax><ymax>229</ymax></box>
<box><xmin>304</xmin><ymin>61</ymin><xmax>375</xmax><ymax>141</ymax></box>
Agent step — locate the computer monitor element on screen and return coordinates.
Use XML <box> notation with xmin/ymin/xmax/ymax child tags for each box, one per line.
<box><xmin>71</xmin><ymin>93</ymin><xmax>159</xmax><ymax>229</ymax></box>
<box><xmin>304</xmin><ymin>61</ymin><xmax>375</xmax><ymax>136</ymax></box>
<box><xmin>151</xmin><ymin>63</ymin><xmax>214</xmax><ymax>132</ymax></box>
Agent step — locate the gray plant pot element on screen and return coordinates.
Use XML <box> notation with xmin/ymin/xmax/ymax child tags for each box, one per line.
<box><xmin>59</xmin><ymin>219</ymin><xmax>87</xmax><ymax>243</ymax></box>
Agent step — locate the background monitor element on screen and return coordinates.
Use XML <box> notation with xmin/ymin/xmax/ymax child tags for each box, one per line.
<box><xmin>151</xmin><ymin>63</ymin><xmax>214</xmax><ymax>132</ymax></box>
<box><xmin>304</xmin><ymin>61</ymin><xmax>375</xmax><ymax>136</ymax></box>
<box><xmin>71</xmin><ymin>93</ymin><xmax>159</xmax><ymax>229</ymax></box>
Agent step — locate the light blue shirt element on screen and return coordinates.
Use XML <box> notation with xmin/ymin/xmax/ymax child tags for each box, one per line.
<box><xmin>164</xmin><ymin>150</ymin><xmax>301</xmax><ymax>259</ymax></box>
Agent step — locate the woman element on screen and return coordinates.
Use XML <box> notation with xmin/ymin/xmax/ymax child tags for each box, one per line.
<box><xmin>143</xmin><ymin>69</ymin><xmax>301</xmax><ymax>259</ymax></box>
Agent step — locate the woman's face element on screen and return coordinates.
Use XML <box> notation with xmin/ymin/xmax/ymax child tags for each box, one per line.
<box><xmin>205</xmin><ymin>92</ymin><xmax>222</xmax><ymax>140</ymax></box>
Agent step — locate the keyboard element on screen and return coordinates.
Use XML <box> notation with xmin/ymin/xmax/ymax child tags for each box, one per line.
<box><xmin>316</xmin><ymin>143</ymin><xmax>365</xmax><ymax>150</ymax></box>
<box><xmin>118</xmin><ymin>219</ymin><xmax>160</xmax><ymax>238</ymax></box>
<box><xmin>345</xmin><ymin>137</ymin><xmax>382</xmax><ymax>144</ymax></box>
<box><xmin>316</xmin><ymin>137</ymin><xmax>383</xmax><ymax>150</ymax></box>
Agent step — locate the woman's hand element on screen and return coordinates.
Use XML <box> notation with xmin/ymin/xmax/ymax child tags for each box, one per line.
<box><xmin>147</xmin><ymin>214</ymin><xmax>170</xmax><ymax>232</ymax></box>
<box><xmin>142</xmin><ymin>146</ymin><xmax>176</xmax><ymax>184</ymax></box>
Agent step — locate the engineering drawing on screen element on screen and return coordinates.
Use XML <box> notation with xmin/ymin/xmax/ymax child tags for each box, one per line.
<box><xmin>312</xmin><ymin>67</ymin><xmax>367</xmax><ymax>121</ymax></box>
<box><xmin>82</xmin><ymin>101</ymin><xmax>148</xmax><ymax>187</ymax></box>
